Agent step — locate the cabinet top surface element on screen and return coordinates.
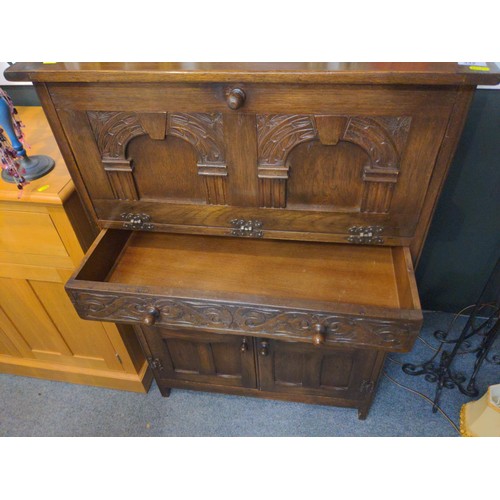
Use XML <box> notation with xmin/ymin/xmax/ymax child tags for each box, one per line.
<box><xmin>0</xmin><ymin>107</ymin><xmax>72</xmax><ymax>205</ymax></box>
<box><xmin>5</xmin><ymin>62</ymin><xmax>500</xmax><ymax>85</ymax></box>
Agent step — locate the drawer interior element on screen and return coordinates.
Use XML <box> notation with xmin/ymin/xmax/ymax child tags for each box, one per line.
<box><xmin>72</xmin><ymin>229</ymin><xmax>421</xmax><ymax>313</ymax></box>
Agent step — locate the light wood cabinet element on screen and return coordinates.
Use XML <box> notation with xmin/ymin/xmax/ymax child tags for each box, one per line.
<box><xmin>0</xmin><ymin>107</ymin><xmax>151</xmax><ymax>392</ymax></box>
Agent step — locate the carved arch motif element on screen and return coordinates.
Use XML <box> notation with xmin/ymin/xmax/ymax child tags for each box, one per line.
<box><xmin>256</xmin><ymin>114</ymin><xmax>412</xmax><ymax>212</ymax></box>
<box><xmin>87</xmin><ymin>111</ymin><xmax>227</xmax><ymax>204</ymax></box>
<box><xmin>168</xmin><ymin>113</ymin><xmax>225</xmax><ymax>166</ymax></box>
<box><xmin>88</xmin><ymin>111</ymin><xmax>146</xmax><ymax>163</ymax></box>
<box><xmin>257</xmin><ymin>114</ymin><xmax>317</xmax><ymax>169</ymax></box>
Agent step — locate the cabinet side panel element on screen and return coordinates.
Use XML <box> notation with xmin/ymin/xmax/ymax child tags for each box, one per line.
<box><xmin>63</xmin><ymin>190</ymin><xmax>99</xmax><ymax>253</ymax></box>
<box><xmin>411</xmin><ymin>86</ymin><xmax>475</xmax><ymax>264</ymax></box>
<box><xmin>34</xmin><ymin>83</ymin><xmax>99</xmax><ymax>227</ymax></box>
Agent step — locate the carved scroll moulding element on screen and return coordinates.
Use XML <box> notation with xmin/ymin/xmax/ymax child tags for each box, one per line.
<box><xmin>256</xmin><ymin>114</ymin><xmax>412</xmax><ymax>212</ymax></box>
<box><xmin>69</xmin><ymin>290</ymin><xmax>416</xmax><ymax>351</ymax></box>
<box><xmin>87</xmin><ymin>111</ymin><xmax>228</xmax><ymax>204</ymax></box>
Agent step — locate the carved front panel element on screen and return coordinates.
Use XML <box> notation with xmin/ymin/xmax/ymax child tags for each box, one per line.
<box><xmin>53</xmin><ymin>81</ymin><xmax>453</xmax><ymax>243</ymax></box>
<box><xmin>67</xmin><ymin>290</ymin><xmax>420</xmax><ymax>352</ymax></box>
<box><xmin>256</xmin><ymin>114</ymin><xmax>412</xmax><ymax>214</ymax></box>
<box><xmin>87</xmin><ymin>111</ymin><xmax>228</xmax><ymax>205</ymax></box>
<box><xmin>75</xmin><ymin>108</ymin><xmax>438</xmax><ymax>242</ymax></box>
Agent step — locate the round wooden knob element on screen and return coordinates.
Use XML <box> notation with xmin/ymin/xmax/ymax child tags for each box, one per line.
<box><xmin>226</xmin><ymin>88</ymin><xmax>246</xmax><ymax>110</ymax></box>
<box><xmin>143</xmin><ymin>307</ymin><xmax>159</xmax><ymax>326</ymax></box>
<box><xmin>312</xmin><ymin>324</ymin><xmax>325</xmax><ymax>346</ymax></box>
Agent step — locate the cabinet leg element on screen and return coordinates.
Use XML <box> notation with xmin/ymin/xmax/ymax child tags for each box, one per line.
<box><xmin>158</xmin><ymin>385</ymin><xmax>171</xmax><ymax>397</ymax></box>
<box><xmin>357</xmin><ymin>407</ymin><xmax>369</xmax><ymax>420</ymax></box>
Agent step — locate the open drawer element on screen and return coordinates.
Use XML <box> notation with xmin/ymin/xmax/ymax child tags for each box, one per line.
<box><xmin>65</xmin><ymin>229</ymin><xmax>422</xmax><ymax>352</ymax></box>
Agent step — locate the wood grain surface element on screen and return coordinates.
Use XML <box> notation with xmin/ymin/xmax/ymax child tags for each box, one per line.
<box><xmin>9</xmin><ymin>63</ymin><xmax>485</xmax><ymax>417</ymax></box>
<box><xmin>0</xmin><ymin>107</ymin><xmax>72</xmax><ymax>204</ymax></box>
<box><xmin>109</xmin><ymin>232</ymin><xmax>404</xmax><ymax>309</ymax></box>
<box><xmin>6</xmin><ymin>62</ymin><xmax>500</xmax><ymax>85</ymax></box>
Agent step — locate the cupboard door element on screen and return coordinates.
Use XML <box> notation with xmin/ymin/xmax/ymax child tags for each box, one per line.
<box><xmin>141</xmin><ymin>327</ymin><xmax>257</xmax><ymax>389</ymax></box>
<box><xmin>257</xmin><ymin>338</ymin><xmax>377</xmax><ymax>400</ymax></box>
<box><xmin>0</xmin><ymin>276</ymin><xmax>123</xmax><ymax>371</ymax></box>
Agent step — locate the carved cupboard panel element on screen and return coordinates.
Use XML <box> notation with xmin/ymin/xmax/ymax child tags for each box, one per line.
<box><xmin>257</xmin><ymin>338</ymin><xmax>378</xmax><ymax>401</ymax></box>
<box><xmin>137</xmin><ymin>326</ymin><xmax>383</xmax><ymax>418</ymax></box>
<box><xmin>140</xmin><ymin>327</ymin><xmax>257</xmax><ymax>390</ymax></box>
<box><xmin>256</xmin><ymin>114</ymin><xmax>411</xmax><ymax>214</ymax></box>
<box><xmin>86</xmin><ymin>110</ymin><xmax>228</xmax><ymax>205</ymax></box>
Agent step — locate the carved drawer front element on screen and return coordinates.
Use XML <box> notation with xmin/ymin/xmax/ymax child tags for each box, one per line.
<box><xmin>66</xmin><ymin>229</ymin><xmax>422</xmax><ymax>353</ymax></box>
<box><xmin>51</xmin><ymin>82</ymin><xmax>455</xmax><ymax>245</ymax></box>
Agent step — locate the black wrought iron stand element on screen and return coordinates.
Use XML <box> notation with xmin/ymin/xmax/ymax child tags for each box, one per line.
<box><xmin>403</xmin><ymin>259</ymin><xmax>500</xmax><ymax>412</ymax></box>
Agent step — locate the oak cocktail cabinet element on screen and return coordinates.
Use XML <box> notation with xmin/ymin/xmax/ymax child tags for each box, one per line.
<box><xmin>7</xmin><ymin>62</ymin><xmax>499</xmax><ymax>418</ymax></box>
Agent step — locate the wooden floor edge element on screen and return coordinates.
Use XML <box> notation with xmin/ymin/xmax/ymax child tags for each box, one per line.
<box><xmin>0</xmin><ymin>355</ymin><xmax>152</xmax><ymax>393</ymax></box>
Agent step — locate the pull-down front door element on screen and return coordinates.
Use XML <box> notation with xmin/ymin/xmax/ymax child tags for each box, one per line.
<box><xmin>51</xmin><ymin>82</ymin><xmax>454</xmax><ymax>244</ymax></box>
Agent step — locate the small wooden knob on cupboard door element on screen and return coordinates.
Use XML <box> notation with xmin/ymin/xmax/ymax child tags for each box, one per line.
<box><xmin>143</xmin><ymin>307</ymin><xmax>160</xmax><ymax>326</ymax></box>
<box><xmin>312</xmin><ymin>324</ymin><xmax>326</xmax><ymax>346</ymax></box>
<box><xmin>226</xmin><ymin>88</ymin><xmax>246</xmax><ymax>110</ymax></box>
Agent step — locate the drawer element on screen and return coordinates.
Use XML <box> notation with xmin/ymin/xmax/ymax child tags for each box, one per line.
<box><xmin>51</xmin><ymin>82</ymin><xmax>456</xmax><ymax>245</ymax></box>
<box><xmin>65</xmin><ymin>229</ymin><xmax>422</xmax><ymax>352</ymax></box>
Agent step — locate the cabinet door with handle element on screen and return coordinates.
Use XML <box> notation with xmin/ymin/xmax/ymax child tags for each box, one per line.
<box><xmin>140</xmin><ymin>326</ymin><xmax>257</xmax><ymax>389</ymax></box>
<box><xmin>51</xmin><ymin>83</ymin><xmax>455</xmax><ymax>245</ymax></box>
<box><xmin>256</xmin><ymin>338</ymin><xmax>377</xmax><ymax>400</ymax></box>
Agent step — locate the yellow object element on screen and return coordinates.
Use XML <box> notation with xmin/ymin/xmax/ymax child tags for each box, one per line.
<box><xmin>469</xmin><ymin>66</ymin><xmax>491</xmax><ymax>72</ymax></box>
<box><xmin>0</xmin><ymin>107</ymin><xmax>151</xmax><ymax>393</ymax></box>
<box><xmin>460</xmin><ymin>384</ymin><xmax>500</xmax><ymax>437</ymax></box>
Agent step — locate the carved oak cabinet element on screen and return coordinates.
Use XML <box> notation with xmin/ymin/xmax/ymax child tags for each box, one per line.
<box><xmin>7</xmin><ymin>62</ymin><xmax>499</xmax><ymax>419</ymax></box>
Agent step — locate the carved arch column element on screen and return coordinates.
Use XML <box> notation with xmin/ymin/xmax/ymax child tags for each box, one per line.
<box><xmin>256</xmin><ymin>114</ymin><xmax>412</xmax><ymax>212</ymax></box>
<box><xmin>87</xmin><ymin>111</ymin><xmax>227</xmax><ymax>204</ymax></box>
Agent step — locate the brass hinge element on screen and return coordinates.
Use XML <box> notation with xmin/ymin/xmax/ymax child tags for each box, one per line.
<box><xmin>230</xmin><ymin>218</ymin><xmax>264</xmax><ymax>238</ymax></box>
<box><xmin>147</xmin><ymin>357</ymin><xmax>164</xmax><ymax>371</ymax></box>
<box><xmin>121</xmin><ymin>212</ymin><xmax>154</xmax><ymax>231</ymax></box>
<box><xmin>347</xmin><ymin>225</ymin><xmax>384</xmax><ymax>244</ymax></box>
<box><xmin>360</xmin><ymin>380</ymin><xmax>375</xmax><ymax>393</ymax></box>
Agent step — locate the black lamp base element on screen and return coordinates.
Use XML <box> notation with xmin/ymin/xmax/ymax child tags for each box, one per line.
<box><xmin>1</xmin><ymin>155</ymin><xmax>55</xmax><ymax>183</ymax></box>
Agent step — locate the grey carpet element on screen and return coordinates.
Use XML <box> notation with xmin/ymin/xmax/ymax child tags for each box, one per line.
<box><xmin>0</xmin><ymin>311</ymin><xmax>498</xmax><ymax>436</ymax></box>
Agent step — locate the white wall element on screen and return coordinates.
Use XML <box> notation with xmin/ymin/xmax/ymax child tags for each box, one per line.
<box><xmin>0</xmin><ymin>62</ymin><xmax>31</xmax><ymax>85</ymax></box>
